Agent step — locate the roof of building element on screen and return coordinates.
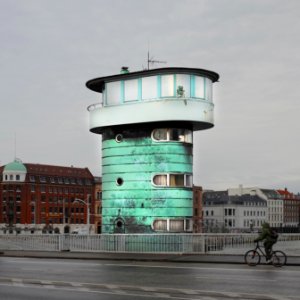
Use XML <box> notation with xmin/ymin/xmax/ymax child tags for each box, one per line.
<box><xmin>261</xmin><ymin>189</ymin><xmax>281</xmax><ymax>199</ymax></box>
<box><xmin>86</xmin><ymin>67</ymin><xmax>220</xmax><ymax>93</ymax></box>
<box><xmin>277</xmin><ymin>189</ymin><xmax>299</xmax><ymax>200</ymax></box>
<box><xmin>3</xmin><ymin>159</ymin><xmax>27</xmax><ymax>172</ymax></box>
<box><xmin>203</xmin><ymin>191</ymin><xmax>267</xmax><ymax>206</ymax></box>
<box><xmin>24</xmin><ymin>163</ymin><xmax>93</xmax><ymax>178</ymax></box>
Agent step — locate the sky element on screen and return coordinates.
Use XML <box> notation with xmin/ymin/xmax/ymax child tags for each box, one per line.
<box><xmin>0</xmin><ymin>0</ymin><xmax>299</xmax><ymax>193</ymax></box>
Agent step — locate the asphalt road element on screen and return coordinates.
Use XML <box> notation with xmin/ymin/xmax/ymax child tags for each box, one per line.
<box><xmin>0</xmin><ymin>257</ymin><xmax>299</xmax><ymax>300</ymax></box>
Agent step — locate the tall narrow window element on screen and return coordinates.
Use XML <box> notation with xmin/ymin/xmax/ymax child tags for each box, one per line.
<box><xmin>194</xmin><ymin>76</ymin><xmax>205</xmax><ymax>99</ymax></box>
<box><xmin>106</xmin><ymin>82</ymin><xmax>121</xmax><ymax>106</ymax></box>
<box><xmin>124</xmin><ymin>79</ymin><xmax>138</xmax><ymax>102</ymax></box>
<box><xmin>142</xmin><ymin>76</ymin><xmax>157</xmax><ymax>99</ymax></box>
<box><xmin>176</xmin><ymin>74</ymin><xmax>190</xmax><ymax>97</ymax></box>
<box><xmin>161</xmin><ymin>75</ymin><xmax>174</xmax><ymax>97</ymax></box>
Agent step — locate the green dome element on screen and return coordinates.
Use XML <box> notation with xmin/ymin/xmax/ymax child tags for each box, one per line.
<box><xmin>4</xmin><ymin>159</ymin><xmax>27</xmax><ymax>172</ymax></box>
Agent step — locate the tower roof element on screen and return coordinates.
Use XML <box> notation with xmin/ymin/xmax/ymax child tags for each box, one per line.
<box><xmin>86</xmin><ymin>67</ymin><xmax>220</xmax><ymax>93</ymax></box>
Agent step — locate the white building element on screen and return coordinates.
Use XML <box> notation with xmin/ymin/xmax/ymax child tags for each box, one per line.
<box><xmin>203</xmin><ymin>190</ymin><xmax>268</xmax><ymax>232</ymax></box>
<box><xmin>228</xmin><ymin>185</ymin><xmax>283</xmax><ymax>228</ymax></box>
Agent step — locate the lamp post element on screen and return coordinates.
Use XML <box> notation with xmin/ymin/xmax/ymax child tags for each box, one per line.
<box><xmin>74</xmin><ymin>198</ymin><xmax>90</xmax><ymax>234</ymax></box>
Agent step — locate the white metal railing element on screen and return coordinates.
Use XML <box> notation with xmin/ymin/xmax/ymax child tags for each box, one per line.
<box><xmin>0</xmin><ymin>234</ymin><xmax>300</xmax><ymax>255</ymax></box>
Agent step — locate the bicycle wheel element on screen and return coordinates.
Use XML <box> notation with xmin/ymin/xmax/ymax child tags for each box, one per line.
<box><xmin>244</xmin><ymin>250</ymin><xmax>260</xmax><ymax>266</ymax></box>
<box><xmin>272</xmin><ymin>251</ymin><xmax>287</xmax><ymax>267</ymax></box>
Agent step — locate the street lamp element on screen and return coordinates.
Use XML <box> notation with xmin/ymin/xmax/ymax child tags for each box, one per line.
<box><xmin>74</xmin><ymin>198</ymin><xmax>90</xmax><ymax>234</ymax></box>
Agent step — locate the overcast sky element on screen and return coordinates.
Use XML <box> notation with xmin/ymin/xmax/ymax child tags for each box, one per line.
<box><xmin>1</xmin><ymin>0</ymin><xmax>299</xmax><ymax>193</ymax></box>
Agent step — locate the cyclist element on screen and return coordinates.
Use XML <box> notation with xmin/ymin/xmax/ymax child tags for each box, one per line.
<box><xmin>254</xmin><ymin>222</ymin><xmax>278</xmax><ymax>263</ymax></box>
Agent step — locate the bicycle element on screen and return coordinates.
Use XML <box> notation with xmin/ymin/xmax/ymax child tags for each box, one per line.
<box><xmin>244</xmin><ymin>241</ymin><xmax>287</xmax><ymax>267</ymax></box>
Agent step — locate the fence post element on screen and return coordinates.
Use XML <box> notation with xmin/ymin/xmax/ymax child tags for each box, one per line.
<box><xmin>201</xmin><ymin>234</ymin><xmax>206</xmax><ymax>253</ymax></box>
<box><xmin>59</xmin><ymin>235</ymin><xmax>63</xmax><ymax>251</ymax></box>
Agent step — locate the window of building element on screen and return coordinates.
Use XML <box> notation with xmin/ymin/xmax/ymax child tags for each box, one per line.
<box><xmin>169</xmin><ymin>219</ymin><xmax>184</xmax><ymax>232</ymax></box>
<box><xmin>153</xmin><ymin>219</ymin><xmax>167</xmax><ymax>231</ymax></box>
<box><xmin>176</xmin><ymin>74</ymin><xmax>190</xmax><ymax>98</ymax></box>
<box><xmin>194</xmin><ymin>76</ymin><xmax>205</xmax><ymax>99</ymax></box>
<box><xmin>124</xmin><ymin>79</ymin><xmax>138</xmax><ymax>102</ymax></box>
<box><xmin>16</xmin><ymin>175</ymin><xmax>20</xmax><ymax>181</ymax></box>
<box><xmin>142</xmin><ymin>76</ymin><xmax>157</xmax><ymax>99</ymax></box>
<box><xmin>40</xmin><ymin>176</ymin><xmax>46</xmax><ymax>183</ymax></box>
<box><xmin>161</xmin><ymin>75</ymin><xmax>174</xmax><ymax>97</ymax></box>
<box><xmin>169</xmin><ymin>174</ymin><xmax>184</xmax><ymax>187</ymax></box>
<box><xmin>106</xmin><ymin>81</ymin><xmax>121</xmax><ymax>106</ymax></box>
<box><xmin>152</xmin><ymin>128</ymin><xmax>192</xmax><ymax>143</ymax></box>
<box><xmin>152</xmin><ymin>173</ymin><xmax>192</xmax><ymax>188</ymax></box>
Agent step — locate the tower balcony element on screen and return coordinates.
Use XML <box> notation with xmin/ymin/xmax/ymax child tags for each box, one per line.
<box><xmin>88</xmin><ymin>97</ymin><xmax>214</xmax><ymax>133</ymax></box>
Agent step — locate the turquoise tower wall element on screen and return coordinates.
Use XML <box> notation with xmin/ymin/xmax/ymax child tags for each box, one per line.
<box><xmin>101</xmin><ymin>127</ymin><xmax>193</xmax><ymax>233</ymax></box>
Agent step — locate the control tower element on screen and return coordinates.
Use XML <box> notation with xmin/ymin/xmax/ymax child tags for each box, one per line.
<box><xmin>86</xmin><ymin>67</ymin><xmax>219</xmax><ymax>233</ymax></box>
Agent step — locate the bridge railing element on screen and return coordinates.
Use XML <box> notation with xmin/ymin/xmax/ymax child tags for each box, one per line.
<box><xmin>0</xmin><ymin>233</ymin><xmax>300</xmax><ymax>255</ymax></box>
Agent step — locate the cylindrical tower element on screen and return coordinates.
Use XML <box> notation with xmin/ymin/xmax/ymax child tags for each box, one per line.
<box><xmin>86</xmin><ymin>67</ymin><xmax>219</xmax><ymax>233</ymax></box>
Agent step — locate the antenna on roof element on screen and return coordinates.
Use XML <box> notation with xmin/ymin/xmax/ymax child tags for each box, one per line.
<box><xmin>14</xmin><ymin>132</ymin><xmax>17</xmax><ymax>160</ymax></box>
<box><xmin>147</xmin><ymin>51</ymin><xmax>166</xmax><ymax>70</ymax></box>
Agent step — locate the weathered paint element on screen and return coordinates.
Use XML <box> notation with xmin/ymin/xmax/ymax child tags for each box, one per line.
<box><xmin>101</xmin><ymin>127</ymin><xmax>193</xmax><ymax>233</ymax></box>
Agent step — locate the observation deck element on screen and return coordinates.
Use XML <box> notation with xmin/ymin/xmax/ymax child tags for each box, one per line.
<box><xmin>86</xmin><ymin>67</ymin><xmax>219</xmax><ymax>133</ymax></box>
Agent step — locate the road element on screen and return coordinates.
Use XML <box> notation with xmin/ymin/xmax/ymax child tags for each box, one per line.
<box><xmin>0</xmin><ymin>257</ymin><xmax>299</xmax><ymax>300</ymax></box>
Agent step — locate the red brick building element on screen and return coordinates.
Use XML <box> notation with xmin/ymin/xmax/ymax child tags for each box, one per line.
<box><xmin>0</xmin><ymin>159</ymin><xmax>98</xmax><ymax>234</ymax></box>
<box><xmin>94</xmin><ymin>176</ymin><xmax>102</xmax><ymax>234</ymax></box>
<box><xmin>277</xmin><ymin>188</ymin><xmax>300</xmax><ymax>230</ymax></box>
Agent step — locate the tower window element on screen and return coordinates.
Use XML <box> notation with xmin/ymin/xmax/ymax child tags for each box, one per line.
<box><xmin>116</xmin><ymin>177</ymin><xmax>124</xmax><ymax>186</ymax></box>
<box><xmin>115</xmin><ymin>134</ymin><xmax>123</xmax><ymax>143</ymax></box>
<box><xmin>161</xmin><ymin>75</ymin><xmax>174</xmax><ymax>97</ymax></box>
<box><xmin>152</xmin><ymin>173</ymin><xmax>192</xmax><ymax>188</ymax></box>
<box><xmin>152</xmin><ymin>128</ymin><xmax>192</xmax><ymax>143</ymax></box>
<box><xmin>153</xmin><ymin>219</ymin><xmax>167</xmax><ymax>231</ymax></box>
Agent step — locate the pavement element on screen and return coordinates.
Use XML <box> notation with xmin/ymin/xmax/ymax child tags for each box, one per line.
<box><xmin>1</xmin><ymin>250</ymin><xmax>300</xmax><ymax>266</ymax></box>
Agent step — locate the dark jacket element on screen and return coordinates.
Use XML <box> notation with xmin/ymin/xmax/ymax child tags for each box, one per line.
<box><xmin>254</xmin><ymin>223</ymin><xmax>277</xmax><ymax>243</ymax></box>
